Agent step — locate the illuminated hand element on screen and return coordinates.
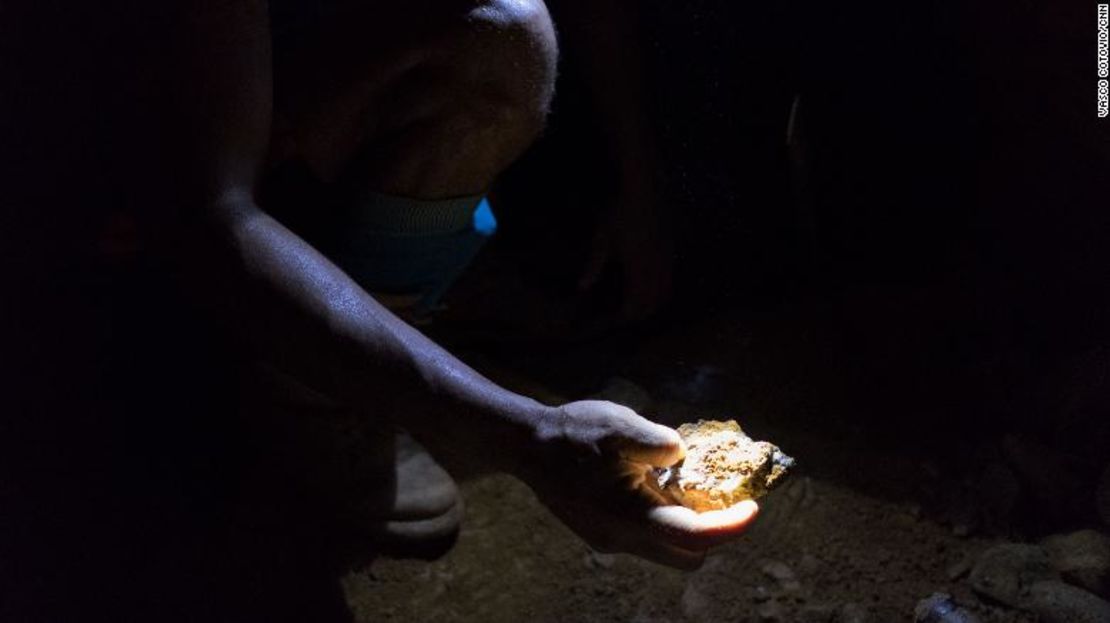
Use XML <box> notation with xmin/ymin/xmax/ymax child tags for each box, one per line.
<box><xmin>519</xmin><ymin>400</ymin><xmax>758</xmax><ymax>570</ymax></box>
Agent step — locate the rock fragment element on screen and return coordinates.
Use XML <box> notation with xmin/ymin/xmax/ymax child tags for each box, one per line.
<box><xmin>656</xmin><ymin>419</ymin><xmax>795</xmax><ymax>511</ymax></box>
<box><xmin>969</xmin><ymin>543</ymin><xmax>1058</xmax><ymax>608</ymax></box>
<box><xmin>1042</xmin><ymin>530</ymin><xmax>1110</xmax><ymax>598</ymax></box>
<box><xmin>913</xmin><ymin>592</ymin><xmax>981</xmax><ymax>623</ymax></box>
<box><xmin>761</xmin><ymin>559</ymin><xmax>796</xmax><ymax>582</ymax></box>
<box><xmin>751</xmin><ymin>585</ymin><xmax>773</xmax><ymax>603</ymax></box>
<box><xmin>760</xmin><ymin>559</ymin><xmax>801</xmax><ymax>593</ymax></box>
<box><xmin>584</xmin><ymin>550</ymin><xmax>616</xmax><ymax>570</ymax></box>
<box><xmin>946</xmin><ymin>556</ymin><xmax>973</xmax><ymax>581</ymax></box>
<box><xmin>1029</xmin><ymin>580</ymin><xmax>1110</xmax><ymax>623</ymax></box>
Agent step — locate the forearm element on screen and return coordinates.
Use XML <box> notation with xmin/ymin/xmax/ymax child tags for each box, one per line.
<box><xmin>184</xmin><ymin>197</ymin><xmax>552</xmax><ymax>468</ymax></box>
<box><xmin>115</xmin><ymin>0</ymin><xmax>552</xmax><ymax>470</ymax></box>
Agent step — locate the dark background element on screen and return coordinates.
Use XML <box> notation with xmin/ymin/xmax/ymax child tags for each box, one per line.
<box><xmin>487</xmin><ymin>0</ymin><xmax>1109</xmax><ymax>426</ymax></box>
<box><xmin>446</xmin><ymin>0</ymin><xmax>1110</xmax><ymax>536</ymax></box>
<box><xmin>1</xmin><ymin>2</ymin><xmax>1107</xmax><ymax>619</ymax></box>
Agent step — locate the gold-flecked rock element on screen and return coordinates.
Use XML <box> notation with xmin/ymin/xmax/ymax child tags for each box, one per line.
<box><xmin>656</xmin><ymin>419</ymin><xmax>795</xmax><ymax>512</ymax></box>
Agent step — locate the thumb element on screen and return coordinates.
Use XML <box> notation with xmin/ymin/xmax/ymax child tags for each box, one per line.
<box><xmin>612</xmin><ymin>421</ymin><xmax>686</xmax><ymax>468</ymax></box>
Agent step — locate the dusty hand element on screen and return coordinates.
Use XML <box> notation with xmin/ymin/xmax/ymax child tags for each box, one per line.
<box><xmin>519</xmin><ymin>400</ymin><xmax>758</xmax><ymax>570</ymax></box>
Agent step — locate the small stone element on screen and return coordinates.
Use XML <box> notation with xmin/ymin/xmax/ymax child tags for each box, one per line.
<box><xmin>657</xmin><ymin>419</ymin><xmax>795</xmax><ymax>511</ymax></box>
<box><xmin>914</xmin><ymin>592</ymin><xmax>981</xmax><ymax>623</ymax></box>
<box><xmin>946</xmin><ymin>556</ymin><xmax>973</xmax><ymax>581</ymax></box>
<box><xmin>762</xmin><ymin>560</ymin><xmax>797</xmax><ymax>582</ymax></box>
<box><xmin>752</xmin><ymin>585</ymin><xmax>773</xmax><ymax>603</ymax></box>
<box><xmin>1029</xmin><ymin>580</ymin><xmax>1110</xmax><ymax>623</ymax></box>
<box><xmin>1042</xmin><ymin>530</ymin><xmax>1110</xmax><ymax>598</ymax></box>
<box><xmin>836</xmin><ymin>602</ymin><xmax>870</xmax><ymax>623</ymax></box>
<box><xmin>969</xmin><ymin>543</ymin><xmax>1059</xmax><ymax>608</ymax></box>
<box><xmin>761</xmin><ymin>560</ymin><xmax>801</xmax><ymax>593</ymax></box>
<box><xmin>585</xmin><ymin>550</ymin><xmax>616</xmax><ymax>569</ymax></box>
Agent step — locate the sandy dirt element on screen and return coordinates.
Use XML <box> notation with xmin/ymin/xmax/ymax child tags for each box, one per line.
<box><xmin>338</xmin><ymin>279</ymin><xmax>1045</xmax><ymax>622</ymax></box>
<box><xmin>343</xmin><ymin>470</ymin><xmax>1030</xmax><ymax>622</ymax></box>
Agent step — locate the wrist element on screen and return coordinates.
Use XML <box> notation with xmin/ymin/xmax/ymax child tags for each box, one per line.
<box><xmin>493</xmin><ymin>400</ymin><xmax>565</xmax><ymax>475</ymax></box>
<box><xmin>423</xmin><ymin>373</ymin><xmax>561</xmax><ymax>475</ymax></box>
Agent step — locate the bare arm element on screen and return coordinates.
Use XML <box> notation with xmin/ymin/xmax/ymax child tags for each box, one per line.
<box><xmin>115</xmin><ymin>0</ymin><xmax>542</xmax><ymax>466</ymax></box>
<box><xmin>106</xmin><ymin>0</ymin><xmax>753</xmax><ymax>568</ymax></box>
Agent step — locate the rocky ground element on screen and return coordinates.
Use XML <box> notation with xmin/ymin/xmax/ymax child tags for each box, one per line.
<box><xmin>345</xmin><ymin>473</ymin><xmax>1040</xmax><ymax>623</ymax></box>
<box><xmin>340</xmin><ymin>253</ymin><xmax>1110</xmax><ymax>622</ymax></box>
<box><xmin>341</xmin><ymin>396</ymin><xmax>1108</xmax><ymax>622</ymax></box>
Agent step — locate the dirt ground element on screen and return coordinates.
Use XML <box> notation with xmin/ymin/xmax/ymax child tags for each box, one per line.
<box><xmin>344</xmin><ymin>473</ymin><xmax>1031</xmax><ymax>623</ymax></box>
<box><xmin>337</xmin><ymin>266</ymin><xmax>1052</xmax><ymax>622</ymax></box>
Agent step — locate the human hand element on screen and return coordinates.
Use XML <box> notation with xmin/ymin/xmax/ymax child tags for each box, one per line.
<box><xmin>518</xmin><ymin>400</ymin><xmax>758</xmax><ymax>570</ymax></box>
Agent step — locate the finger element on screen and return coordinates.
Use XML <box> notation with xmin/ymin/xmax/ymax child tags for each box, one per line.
<box><xmin>646</xmin><ymin>500</ymin><xmax>759</xmax><ymax>550</ymax></box>
<box><xmin>611</xmin><ymin>422</ymin><xmax>686</xmax><ymax>468</ymax></box>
